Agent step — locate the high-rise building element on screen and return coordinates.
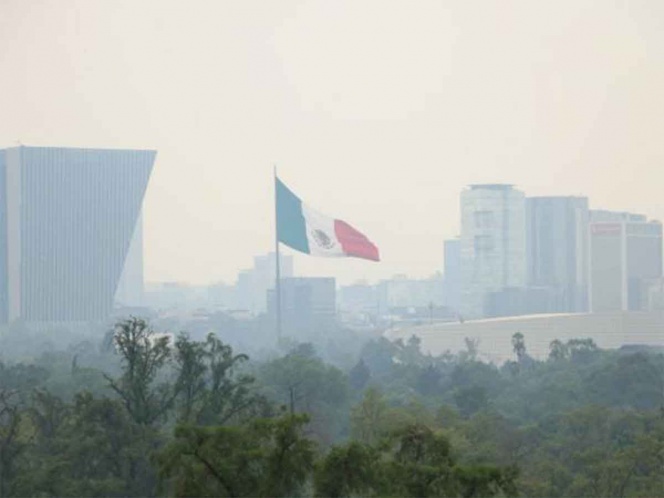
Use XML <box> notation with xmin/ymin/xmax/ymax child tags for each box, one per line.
<box><xmin>232</xmin><ymin>252</ymin><xmax>294</xmax><ymax>314</ymax></box>
<box><xmin>460</xmin><ymin>184</ymin><xmax>526</xmax><ymax>318</ymax></box>
<box><xmin>338</xmin><ymin>280</ymin><xmax>377</xmax><ymax>314</ymax></box>
<box><xmin>0</xmin><ymin>150</ymin><xmax>8</xmax><ymax>323</ymax></box>
<box><xmin>589</xmin><ymin>215</ymin><xmax>662</xmax><ymax>312</ymax></box>
<box><xmin>268</xmin><ymin>277</ymin><xmax>336</xmax><ymax>337</ymax></box>
<box><xmin>0</xmin><ymin>146</ymin><xmax>155</xmax><ymax>323</ymax></box>
<box><xmin>443</xmin><ymin>238</ymin><xmax>461</xmax><ymax>312</ymax></box>
<box><xmin>254</xmin><ymin>252</ymin><xmax>293</xmax><ymax>313</ymax></box>
<box><xmin>526</xmin><ymin>196</ymin><xmax>589</xmax><ymax>312</ymax></box>
<box><xmin>377</xmin><ymin>274</ymin><xmax>444</xmax><ymax>312</ymax></box>
<box><xmin>590</xmin><ymin>210</ymin><xmax>646</xmax><ymax>223</ymax></box>
<box><xmin>114</xmin><ymin>213</ymin><xmax>145</xmax><ymax>307</ymax></box>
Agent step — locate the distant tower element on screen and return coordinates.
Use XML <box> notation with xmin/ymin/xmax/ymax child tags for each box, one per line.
<box><xmin>443</xmin><ymin>238</ymin><xmax>461</xmax><ymax>312</ymax></box>
<box><xmin>459</xmin><ymin>184</ymin><xmax>526</xmax><ymax>318</ymax></box>
<box><xmin>588</xmin><ymin>211</ymin><xmax>662</xmax><ymax>312</ymax></box>
<box><xmin>114</xmin><ymin>212</ymin><xmax>145</xmax><ymax>307</ymax></box>
<box><xmin>0</xmin><ymin>146</ymin><xmax>155</xmax><ymax>323</ymax></box>
<box><xmin>526</xmin><ymin>196</ymin><xmax>589</xmax><ymax>313</ymax></box>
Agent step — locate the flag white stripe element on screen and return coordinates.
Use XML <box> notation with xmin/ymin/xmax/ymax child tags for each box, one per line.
<box><xmin>302</xmin><ymin>204</ymin><xmax>345</xmax><ymax>257</ymax></box>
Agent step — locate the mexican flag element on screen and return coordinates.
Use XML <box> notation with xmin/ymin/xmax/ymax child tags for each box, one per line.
<box><xmin>276</xmin><ymin>177</ymin><xmax>380</xmax><ymax>262</ymax></box>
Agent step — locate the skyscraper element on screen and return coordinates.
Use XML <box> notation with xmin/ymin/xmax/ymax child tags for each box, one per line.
<box><xmin>460</xmin><ymin>184</ymin><xmax>526</xmax><ymax>318</ymax></box>
<box><xmin>268</xmin><ymin>277</ymin><xmax>336</xmax><ymax>338</ymax></box>
<box><xmin>0</xmin><ymin>150</ymin><xmax>7</xmax><ymax>323</ymax></box>
<box><xmin>443</xmin><ymin>238</ymin><xmax>461</xmax><ymax>312</ymax></box>
<box><xmin>526</xmin><ymin>196</ymin><xmax>589</xmax><ymax>312</ymax></box>
<box><xmin>0</xmin><ymin>146</ymin><xmax>155</xmax><ymax>323</ymax></box>
<box><xmin>589</xmin><ymin>212</ymin><xmax>662</xmax><ymax>312</ymax></box>
<box><xmin>114</xmin><ymin>213</ymin><xmax>145</xmax><ymax>307</ymax></box>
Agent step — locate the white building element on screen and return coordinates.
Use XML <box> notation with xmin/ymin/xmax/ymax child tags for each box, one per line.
<box><xmin>460</xmin><ymin>184</ymin><xmax>526</xmax><ymax>318</ymax></box>
<box><xmin>233</xmin><ymin>252</ymin><xmax>294</xmax><ymax>315</ymax></box>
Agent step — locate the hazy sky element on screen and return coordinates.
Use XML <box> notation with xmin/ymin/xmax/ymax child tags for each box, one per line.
<box><xmin>1</xmin><ymin>0</ymin><xmax>663</xmax><ymax>285</ymax></box>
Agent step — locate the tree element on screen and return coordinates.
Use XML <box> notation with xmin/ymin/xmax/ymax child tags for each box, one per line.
<box><xmin>416</xmin><ymin>364</ymin><xmax>442</xmax><ymax>396</ymax></box>
<box><xmin>461</xmin><ymin>337</ymin><xmax>480</xmax><ymax>362</ymax></box>
<box><xmin>350</xmin><ymin>387</ymin><xmax>387</xmax><ymax>445</ymax></box>
<box><xmin>454</xmin><ymin>385</ymin><xmax>489</xmax><ymax>418</ymax></box>
<box><xmin>0</xmin><ymin>390</ymin><xmax>25</xmax><ymax>498</ymax></box>
<box><xmin>549</xmin><ymin>339</ymin><xmax>569</xmax><ymax>362</ymax></box>
<box><xmin>314</xmin><ymin>441</ymin><xmax>380</xmax><ymax>497</ymax></box>
<box><xmin>196</xmin><ymin>333</ymin><xmax>260</xmax><ymax>426</ymax></box>
<box><xmin>567</xmin><ymin>338</ymin><xmax>599</xmax><ymax>363</ymax></box>
<box><xmin>14</xmin><ymin>391</ymin><xmax>158</xmax><ymax>498</ymax></box>
<box><xmin>317</xmin><ymin>424</ymin><xmax>518</xmax><ymax>497</ymax></box>
<box><xmin>348</xmin><ymin>359</ymin><xmax>370</xmax><ymax>392</ymax></box>
<box><xmin>259</xmin><ymin>346</ymin><xmax>348</xmax><ymax>443</ymax></box>
<box><xmin>512</xmin><ymin>332</ymin><xmax>527</xmax><ymax>363</ymax></box>
<box><xmin>157</xmin><ymin>414</ymin><xmax>315</xmax><ymax>497</ymax></box>
<box><xmin>173</xmin><ymin>333</ymin><xmax>208</xmax><ymax>424</ymax></box>
<box><xmin>104</xmin><ymin>318</ymin><xmax>175</xmax><ymax>426</ymax></box>
<box><xmin>173</xmin><ymin>332</ymin><xmax>266</xmax><ymax>426</ymax></box>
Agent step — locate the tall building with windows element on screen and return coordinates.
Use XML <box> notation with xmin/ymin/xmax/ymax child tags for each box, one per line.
<box><xmin>114</xmin><ymin>214</ymin><xmax>145</xmax><ymax>307</ymax></box>
<box><xmin>443</xmin><ymin>238</ymin><xmax>461</xmax><ymax>312</ymax></box>
<box><xmin>526</xmin><ymin>196</ymin><xmax>589</xmax><ymax>312</ymax></box>
<box><xmin>268</xmin><ymin>277</ymin><xmax>336</xmax><ymax>338</ymax></box>
<box><xmin>0</xmin><ymin>146</ymin><xmax>155</xmax><ymax>323</ymax></box>
<box><xmin>459</xmin><ymin>184</ymin><xmax>526</xmax><ymax>318</ymax></box>
<box><xmin>589</xmin><ymin>213</ymin><xmax>662</xmax><ymax>312</ymax></box>
<box><xmin>0</xmin><ymin>150</ymin><xmax>8</xmax><ymax>323</ymax></box>
<box><xmin>233</xmin><ymin>252</ymin><xmax>294</xmax><ymax>314</ymax></box>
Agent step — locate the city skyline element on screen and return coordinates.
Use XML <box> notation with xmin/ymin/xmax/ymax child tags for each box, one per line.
<box><xmin>143</xmin><ymin>185</ymin><xmax>663</xmax><ymax>289</ymax></box>
<box><xmin>2</xmin><ymin>1</ymin><xmax>663</xmax><ymax>285</ymax></box>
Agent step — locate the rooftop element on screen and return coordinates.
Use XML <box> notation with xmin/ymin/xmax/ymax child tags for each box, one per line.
<box><xmin>469</xmin><ymin>183</ymin><xmax>514</xmax><ymax>191</ymax></box>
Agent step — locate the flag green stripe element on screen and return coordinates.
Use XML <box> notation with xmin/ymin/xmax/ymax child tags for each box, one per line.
<box><xmin>276</xmin><ymin>178</ymin><xmax>310</xmax><ymax>254</ymax></box>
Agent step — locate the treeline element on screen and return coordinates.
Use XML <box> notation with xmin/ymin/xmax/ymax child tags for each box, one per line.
<box><xmin>0</xmin><ymin>318</ymin><xmax>663</xmax><ymax>497</ymax></box>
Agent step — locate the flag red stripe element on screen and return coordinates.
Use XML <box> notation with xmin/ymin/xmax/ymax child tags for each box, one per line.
<box><xmin>334</xmin><ymin>219</ymin><xmax>380</xmax><ymax>261</ymax></box>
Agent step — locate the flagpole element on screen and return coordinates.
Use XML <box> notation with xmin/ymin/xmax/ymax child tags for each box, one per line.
<box><xmin>274</xmin><ymin>165</ymin><xmax>282</xmax><ymax>342</ymax></box>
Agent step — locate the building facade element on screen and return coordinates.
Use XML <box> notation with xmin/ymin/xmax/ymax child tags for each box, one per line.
<box><xmin>589</xmin><ymin>216</ymin><xmax>663</xmax><ymax>312</ymax></box>
<box><xmin>0</xmin><ymin>150</ymin><xmax>7</xmax><ymax>323</ymax></box>
<box><xmin>459</xmin><ymin>184</ymin><xmax>526</xmax><ymax>318</ymax></box>
<box><xmin>0</xmin><ymin>146</ymin><xmax>155</xmax><ymax>323</ymax></box>
<box><xmin>232</xmin><ymin>252</ymin><xmax>294</xmax><ymax>315</ymax></box>
<box><xmin>443</xmin><ymin>238</ymin><xmax>461</xmax><ymax>312</ymax></box>
<box><xmin>114</xmin><ymin>213</ymin><xmax>144</xmax><ymax>307</ymax></box>
<box><xmin>526</xmin><ymin>196</ymin><xmax>589</xmax><ymax>313</ymax></box>
<box><xmin>268</xmin><ymin>277</ymin><xmax>336</xmax><ymax>338</ymax></box>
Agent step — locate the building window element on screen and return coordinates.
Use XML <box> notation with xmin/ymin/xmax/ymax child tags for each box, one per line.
<box><xmin>474</xmin><ymin>210</ymin><xmax>494</xmax><ymax>229</ymax></box>
<box><xmin>474</xmin><ymin>235</ymin><xmax>493</xmax><ymax>252</ymax></box>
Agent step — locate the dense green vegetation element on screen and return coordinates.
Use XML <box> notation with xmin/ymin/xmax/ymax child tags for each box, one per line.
<box><xmin>0</xmin><ymin>317</ymin><xmax>663</xmax><ymax>497</ymax></box>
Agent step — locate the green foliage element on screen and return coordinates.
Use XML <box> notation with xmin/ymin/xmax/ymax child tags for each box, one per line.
<box><xmin>258</xmin><ymin>344</ymin><xmax>349</xmax><ymax>444</ymax></box>
<box><xmin>316</xmin><ymin>423</ymin><xmax>517</xmax><ymax>497</ymax></box>
<box><xmin>157</xmin><ymin>414</ymin><xmax>315</xmax><ymax>497</ymax></box>
<box><xmin>14</xmin><ymin>392</ymin><xmax>158</xmax><ymax>497</ymax></box>
<box><xmin>173</xmin><ymin>332</ymin><xmax>262</xmax><ymax>426</ymax></box>
<box><xmin>548</xmin><ymin>339</ymin><xmax>568</xmax><ymax>361</ymax></box>
<box><xmin>1</xmin><ymin>319</ymin><xmax>663</xmax><ymax>497</ymax></box>
<box><xmin>105</xmin><ymin>318</ymin><xmax>174</xmax><ymax>426</ymax></box>
<box><xmin>512</xmin><ymin>332</ymin><xmax>527</xmax><ymax>362</ymax></box>
<box><xmin>314</xmin><ymin>441</ymin><xmax>379</xmax><ymax>497</ymax></box>
<box><xmin>0</xmin><ymin>390</ymin><xmax>25</xmax><ymax>498</ymax></box>
<box><xmin>454</xmin><ymin>385</ymin><xmax>489</xmax><ymax>418</ymax></box>
<box><xmin>348</xmin><ymin>358</ymin><xmax>370</xmax><ymax>391</ymax></box>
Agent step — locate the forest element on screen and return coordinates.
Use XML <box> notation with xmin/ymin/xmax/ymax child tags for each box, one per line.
<box><xmin>0</xmin><ymin>318</ymin><xmax>663</xmax><ymax>497</ymax></box>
